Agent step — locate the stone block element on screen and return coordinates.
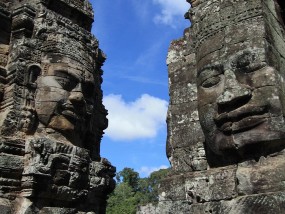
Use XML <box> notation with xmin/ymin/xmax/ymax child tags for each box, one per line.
<box><xmin>185</xmin><ymin>167</ymin><xmax>237</xmax><ymax>204</ymax></box>
<box><xmin>237</xmin><ymin>153</ymin><xmax>285</xmax><ymax>195</ymax></box>
<box><xmin>159</xmin><ymin>175</ymin><xmax>186</xmax><ymax>201</ymax></box>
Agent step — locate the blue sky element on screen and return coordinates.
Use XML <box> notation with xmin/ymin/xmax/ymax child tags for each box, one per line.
<box><xmin>90</xmin><ymin>0</ymin><xmax>190</xmax><ymax>177</ymax></box>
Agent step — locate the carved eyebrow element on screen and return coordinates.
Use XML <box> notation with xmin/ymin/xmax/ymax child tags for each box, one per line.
<box><xmin>197</xmin><ymin>64</ymin><xmax>223</xmax><ymax>77</ymax></box>
<box><xmin>54</xmin><ymin>69</ymin><xmax>81</xmax><ymax>82</ymax></box>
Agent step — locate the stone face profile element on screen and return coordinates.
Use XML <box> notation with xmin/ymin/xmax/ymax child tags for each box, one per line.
<box><xmin>0</xmin><ymin>0</ymin><xmax>115</xmax><ymax>213</ymax></box>
<box><xmin>144</xmin><ymin>0</ymin><xmax>285</xmax><ymax>213</ymax></box>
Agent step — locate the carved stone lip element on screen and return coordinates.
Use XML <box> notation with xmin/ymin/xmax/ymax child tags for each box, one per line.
<box><xmin>59</xmin><ymin>101</ymin><xmax>88</xmax><ymax>125</ymax></box>
<box><xmin>61</xmin><ymin>103</ymin><xmax>80</xmax><ymax>121</ymax></box>
<box><xmin>61</xmin><ymin>109</ymin><xmax>79</xmax><ymax>122</ymax></box>
<box><xmin>214</xmin><ymin>105</ymin><xmax>268</xmax><ymax>134</ymax></box>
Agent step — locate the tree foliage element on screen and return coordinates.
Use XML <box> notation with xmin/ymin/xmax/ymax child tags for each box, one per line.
<box><xmin>116</xmin><ymin>167</ymin><xmax>140</xmax><ymax>190</ymax></box>
<box><xmin>106</xmin><ymin>167</ymin><xmax>169</xmax><ymax>214</ymax></box>
<box><xmin>106</xmin><ymin>183</ymin><xmax>138</xmax><ymax>214</ymax></box>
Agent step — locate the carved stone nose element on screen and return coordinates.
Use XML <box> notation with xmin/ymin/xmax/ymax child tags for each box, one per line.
<box><xmin>68</xmin><ymin>91</ymin><xmax>84</xmax><ymax>103</ymax></box>
<box><xmin>217</xmin><ymin>70</ymin><xmax>252</xmax><ymax>105</ymax></box>
<box><xmin>217</xmin><ymin>87</ymin><xmax>251</xmax><ymax>105</ymax></box>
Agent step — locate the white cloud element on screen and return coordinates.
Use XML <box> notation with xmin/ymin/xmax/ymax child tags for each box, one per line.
<box><xmin>103</xmin><ymin>94</ymin><xmax>168</xmax><ymax>141</ymax></box>
<box><xmin>153</xmin><ymin>0</ymin><xmax>189</xmax><ymax>27</ymax></box>
<box><xmin>139</xmin><ymin>165</ymin><xmax>168</xmax><ymax>177</ymax></box>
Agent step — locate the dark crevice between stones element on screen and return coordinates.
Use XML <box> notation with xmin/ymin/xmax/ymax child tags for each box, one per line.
<box><xmin>276</xmin><ymin>0</ymin><xmax>285</xmax><ymax>24</ymax></box>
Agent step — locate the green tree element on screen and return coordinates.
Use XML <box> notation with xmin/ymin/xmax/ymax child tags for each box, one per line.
<box><xmin>106</xmin><ymin>167</ymin><xmax>170</xmax><ymax>213</ymax></box>
<box><xmin>107</xmin><ymin>183</ymin><xmax>138</xmax><ymax>214</ymax></box>
<box><xmin>116</xmin><ymin>167</ymin><xmax>139</xmax><ymax>190</ymax></box>
<box><xmin>137</xmin><ymin>168</ymin><xmax>169</xmax><ymax>204</ymax></box>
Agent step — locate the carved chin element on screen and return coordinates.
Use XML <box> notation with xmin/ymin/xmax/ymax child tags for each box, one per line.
<box><xmin>48</xmin><ymin>115</ymin><xmax>75</xmax><ymax>132</ymax></box>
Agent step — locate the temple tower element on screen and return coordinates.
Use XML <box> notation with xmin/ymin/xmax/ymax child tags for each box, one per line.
<box><xmin>0</xmin><ymin>1</ymin><xmax>115</xmax><ymax>213</ymax></box>
<box><xmin>156</xmin><ymin>0</ymin><xmax>285</xmax><ymax>213</ymax></box>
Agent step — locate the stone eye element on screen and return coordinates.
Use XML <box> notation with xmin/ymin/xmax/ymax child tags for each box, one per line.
<box><xmin>198</xmin><ymin>66</ymin><xmax>223</xmax><ymax>88</ymax></box>
<box><xmin>234</xmin><ymin>52</ymin><xmax>266</xmax><ymax>74</ymax></box>
<box><xmin>236</xmin><ymin>52</ymin><xmax>252</xmax><ymax>68</ymax></box>
<box><xmin>55</xmin><ymin>77</ymin><xmax>77</xmax><ymax>91</ymax></box>
<box><xmin>201</xmin><ymin>75</ymin><xmax>221</xmax><ymax>88</ymax></box>
<box><xmin>55</xmin><ymin>71</ymin><xmax>78</xmax><ymax>91</ymax></box>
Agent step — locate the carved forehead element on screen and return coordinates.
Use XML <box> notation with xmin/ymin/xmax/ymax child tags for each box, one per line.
<box><xmin>45</xmin><ymin>63</ymin><xmax>82</xmax><ymax>76</ymax></box>
<box><xmin>42</xmin><ymin>55</ymin><xmax>94</xmax><ymax>82</ymax></box>
<box><xmin>42</xmin><ymin>63</ymin><xmax>94</xmax><ymax>83</ymax></box>
<box><xmin>197</xmin><ymin>45</ymin><xmax>267</xmax><ymax>71</ymax></box>
<box><xmin>43</xmin><ymin>52</ymin><xmax>90</xmax><ymax>65</ymax></box>
<box><xmin>42</xmin><ymin>53</ymin><xmax>93</xmax><ymax>70</ymax></box>
<box><xmin>41</xmin><ymin>37</ymin><xmax>95</xmax><ymax>69</ymax></box>
<box><xmin>196</xmin><ymin>17</ymin><xmax>266</xmax><ymax>68</ymax></box>
<box><xmin>193</xmin><ymin>0</ymin><xmax>262</xmax><ymax>21</ymax></box>
<box><xmin>194</xmin><ymin>0</ymin><xmax>264</xmax><ymax>62</ymax></box>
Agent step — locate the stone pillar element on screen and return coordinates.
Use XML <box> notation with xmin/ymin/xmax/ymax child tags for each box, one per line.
<box><xmin>157</xmin><ymin>0</ymin><xmax>285</xmax><ymax>213</ymax></box>
<box><xmin>0</xmin><ymin>1</ymin><xmax>115</xmax><ymax>213</ymax></box>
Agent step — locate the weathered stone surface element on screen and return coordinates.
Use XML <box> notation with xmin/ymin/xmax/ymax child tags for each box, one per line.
<box><xmin>236</xmin><ymin>152</ymin><xmax>285</xmax><ymax>195</ymax></box>
<box><xmin>185</xmin><ymin>166</ymin><xmax>237</xmax><ymax>204</ymax></box>
<box><xmin>166</xmin><ymin>26</ymin><xmax>206</xmax><ymax>173</ymax></box>
<box><xmin>140</xmin><ymin>0</ymin><xmax>285</xmax><ymax>213</ymax></box>
<box><xmin>137</xmin><ymin>203</ymin><xmax>158</xmax><ymax>214</ymax></box>
<box><xmin>159</xmin><ymin>174</ymin><xmax>185</xmax><ymax>201</ymax></box>
<box><xmin>0</xmin><ymin>0</ymin><xmax>115</xmax><ymax>213</ymax></box>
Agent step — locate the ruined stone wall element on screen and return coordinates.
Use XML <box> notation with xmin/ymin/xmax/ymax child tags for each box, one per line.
<box><xmin>144</xmin><ymin>0</ymin><xmax>285</xmax><ymax>213</ymax></box>
<box><xmin>0</xmin><ymin>1</ymin><xmax>115</xmax><ymax>213</ymax></box>
<box><xmin>166</xmin><ymin>28</ymin><xmax>206</xmax><ymax>173</ymax></box>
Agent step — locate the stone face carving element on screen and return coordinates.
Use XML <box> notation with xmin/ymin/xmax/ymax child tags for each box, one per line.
<box><xmin>198</xmin><ymin>47</ymin><xmax>285</xmax><ymax>159</ymax></box>
<box><xmin>195</xmin><ymin>1</ymin><xmax>285</xmax><ymax>164</ymax></box>
<box><xmin>0</xmin><ymin>0</ymin><xmax>115</xmax><ymax>213</ymax></box>
<box><xmin>35</xmin><ymin>54</ymin><xmax>97</xmax><ymax>147</ymax></box>
<box><xmin>140</xmin><ymin>0</ymin><xmax>285</xmax><ymax>213</ymax></box>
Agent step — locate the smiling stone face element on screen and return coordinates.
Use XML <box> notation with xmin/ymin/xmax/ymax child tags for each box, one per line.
<box><xmin>189</xmin><ymin>0</ymin><xmax>285</xmax><ymax>161</ymax></box>
<box><xmin>197</xmin><ymin>46</ymin><xmax>285</xmax><ymax>157</ymax></box>
<box><xmin>190</xmin><ymin>0</ymin><xmax>285</xmax><ymax>160</ymax></box>
<box><xmin>0</xmin><ymin>1</ymin><xmax>116</xmax><ymax>212</ymax></box>
<box><xmin>35</xmin><ymin>55</ymin><xmax>96</xmax><ymax>145</ymax></box>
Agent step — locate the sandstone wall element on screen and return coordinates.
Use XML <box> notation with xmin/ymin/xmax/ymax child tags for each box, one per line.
<box><xmin>150</xmin><ymin>0</ymin><xmax>285</xmax><ymax>213</ymax></box>
<box><xmin>0</xmin><ymin>1</ymin><xmax>115</xmax><ymax>213</ymax></box>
